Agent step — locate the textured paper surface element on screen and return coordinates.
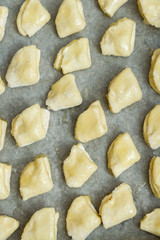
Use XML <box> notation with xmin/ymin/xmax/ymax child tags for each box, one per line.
<box><xmin>0</xmin><ymin>0</ymin><xmax>160</xmax><ymax>239</ymax></box>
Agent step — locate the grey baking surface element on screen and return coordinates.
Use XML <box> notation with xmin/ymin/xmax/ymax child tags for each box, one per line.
<box><xmin>0</xmin><ymin>0</ymin><xmax>160</xmax><ymax>239</ymax></box>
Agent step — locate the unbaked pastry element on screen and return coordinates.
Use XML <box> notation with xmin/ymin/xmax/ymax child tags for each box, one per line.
<box><xmin>11</xmin><ymin>104</ymin><xmax>50</xmax><ymax>147</ymax></box>
<box><xmin>99</xmin><ymin>183</ymin><xmax>137</xmax><ymax>229</ymax></box>
<box><xmin>149</xmin><ymin>156</ymin><xmax>160</xmax><ymax>198</ymax></box>
<box><xmin>17</xmin><ymin>0</ymin><xmax>51</xmax><ymax>37</ymax></box>
<box><xmin>54</xmin><ymin>38</ymin><xmax>91</xmax><ymax>74</ymax></box>
<box><xmin>21</xmin><ymin>208</ymin><xmax>59</xmax><ymax>240</ymax></box>
<box><xmin>0</xmin><ymin>215</ymin><xmax>19</xmax><ymax>240</ymax></box>
<box><xmin>0</xmin><ymin>119</ymin><xmax>7</xmax><ymax>151</ymax></box>
<box><xmin>66</xmin><ymin>196</ymin><xmax>101</xmax><ymax>240</ymax></box>
<box><xmin>63</xmin><ymin>143</ymin><xmax>98</xmax><ymax>188</ymax></box>
<box><xmin>100</xmin><ymin>18</ymin><xmax>136</xmax><ymax>57</ymax></box>
<box><xmin>75</xmin><ymin>100</ymin><xmax>108</xmax><ymax>142</ymax></box>
<box><xmin>0</xmin><ymin>76</ymin><xmax>5</xmax><ymax>95</ymax></box>
<box><xmin>46</xmin><ymin>74</ymin><xmax>82</xmax><ymax>111</ymax></box>
<box><xmin>0</xmin><ymin>163</ymin><xmax>11</xmax><ymax>200</ymax></box>
<box><xmin>55</xmin><ymin>0</ymin><xmax>86</xmax><ymax>38</ymax></box>
<box><xmin>98</xmin><ymin>0</ymin><xmax>128</xmax><ymax>17</ymax></box>
<box><xmin>0</xmin><ymin>6</ymin><xmax>8</xmax><ymax>42</ymax></box>
<box><xmin>6</xmin><ymin>45</ymin><xmax>40</xmax><ymax>88</ymax></box>
<box><xmin>107</xmin><ymin>68</ymin><xmax>142</xmax><ymax>113</ymax></box>
<box><xmin>149</xmin><ymin>49</ymin><xmax>160</xmax><ymax>94</ymax></box>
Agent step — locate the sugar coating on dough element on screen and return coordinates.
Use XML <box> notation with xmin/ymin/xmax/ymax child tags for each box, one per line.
<box><xmin>0</xmin><ymin>119</ymin><xmax>7</xmax><ymax>151</ymax></box>
<box><xmin>55</xmin><ymin>0</ymin><xmax>86</xmax><ymax>38</ymax></box>
<box><xmin>21</xmin><ymin>208</ymin><xmax>59</xmax><ymax>240</ymax></box>
<box><xmin>46</xmin><ymin>74</ymin><xmax>82</xmax><ymax>111</ymax></box>
<box><xmin>63</xmin><ymin>143</ymin><xmax>98</xmax><ymax>188</ymax></box>
<box><xmin>11</xmin><ymin>104</ymin><xmax>50</xmax><ymax>147</ymax></box>
<box><xmin>98</xmin><ymin>0</ymin><xmax>128</xmax><ymax>17</ymax></box>
<box><xmin>0</xmin><ymin>215</ymin><xmax>19</xmax><ymax>240</ymax></box>
<box><xmin>66</xmin><ymin>196</ymin><xmax>101</xmax><ymax>240</ymax></box>
<box><xmin>17</xmin><ymin>0</ymin><xmax>51</xmax><ymax>37</ymax></box>
<box><xmin>149</xmin><ymin>49</ymin><xmax>160</xmax><ymax>94</ymax></box>
<box><xmin>100</xmin><ymin>18</ymin><xmax>136</xmax><ymax>57</ymax></box>
<box><xmin>0</xmin><ymin>163</ymin><xmax>12</xmax><ymax>200</ymax></box>
<box><xmin>0</xmin><ymin>76</ymin><xmax>5</xmax><ymax>95</ymax></box>
<box><xmin>99</xmin><ymin>183</ymin><xmax>137</xmax><ymax>229</ymax></box>
<box><xmin>149</xmin><ymin>156</ymin><xmax>160</xmax><ymax>198</ymax></box>
<box><xmin>54</xmin><ymin>38</ymin><xmax>91</xmax><ymax>74</ymax></box>
<box><xmin>0</xmin><ymin>6</ymin><xmax>8</xmax><ymax>42</ymax></box>
<box><xmin>107</xmin><ymin>68</ymin><xmax>142</xmax><ymax>113</ymax></box>
<box><xmin>6</xmin><ymin>45</ymin><xmax>40</xmax><ymax>88</ymax></box>
<box><xmin>108</xmin><ymin>133</ymin><xmax>141</xmax><ymax>177</ymax></box>
<box><xmin>75</xmin><ymin>100</ymin><xmax>108</xmax><ymax>143</ymax></box>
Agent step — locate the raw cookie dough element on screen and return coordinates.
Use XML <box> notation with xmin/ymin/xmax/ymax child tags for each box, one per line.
<box><xmin>63</xmin><ymin>143</ymin><xmax>98</xmax><ymax>188</ymax></box>
<box><xmin>98</xmin><ymin>0</ymin><xmax>128</xmax><ymax>17</ymax></box>
<box><xmin>11</xmin><ymin>104</ymin><xmax>50</xmax><ymax>147</ymax></box>
<box><xmin>108</xmin><ymin>133</ymin><xmax>141</xmax><ymax>177</ymax></box>
<box><xmin>140</xmin><ymin>209</ymin><xmax>160</xmax><ymax>237</ymax></box>
<box><xmin>149</xmin><ymin>156</ymin><xmax>160</xmax><ymax>198</ymax></box>
<box><xmin>6</xmin><ymin>45</ymin><xmax>40</xmax><ymax>88</ymax></box>
<box><xmin>54</xmin><ymin>38</ymin><xmax>91</xmax><ymax>74</ymax></box>
<box><xmin>149</xmin><ymin>49</ymin><xmax>160</xmax><ymax>94</ymax></box>
<box><xmin>99</xmin><ymin>183</ymin><xmax>137</xmax><ymax>229</ymax></box>
<box><xmin>20</xmin><ymin>155</ymin><xmax>53</xmax><ymax>201</ymax></box>
<box><xmin>107</xmin><ymin>68</ymin><xmax>142</xmax><ymax>113</ymax></box>
<box><xmin>0</xmin><ymin>76</ymin><xmax>5</xmax><ymax>95</ymax></box>
<box><xmin>21</xmin><ymin>208</ymin><xmax>59</xmax><ymax>240</ymax></box>
<box><xmin>46</xmin><ymin>74</ymin><xmax>82</xmax><ymax>111</ymax></box>
<box><xmin>0</xmin><ymin>6</ymin><xmax>8</xmax><ymax>42</ymax></box>
<box><xmin>55</xmin><ymin>0</ymin><xmax>86</xmax><ymax>38</ymax></box>
<box><xmin>0</xmin><ymin>215</ymin><xmax>19</xmax><ymax>240</ymax></box>
<box><xmin>0</xmin><ymin>119</ymin><xmax>7</xmax><ymax>151</ymax></box>
<box><xmin>66</xmin><ymin>196</ymin><xmax>101</xmax><ymax>240</ymax></box>
<box><xmin>75</xmin><ymin>100</ymin><xmax>108</xmax><ymax>142</ymax></box>
<box><xmin>17</xmin><ymin>0</ymin><xmax>51</xmax><ymax>37</ymax></box>
<box><xmin>138</xmin><ymin>0</ymin><xmax>160</xmax><ymax>28</ymax></box>
<box><xmin>100</xmin><ymin>18</ymin><xmax>136</xmax><ymax>57</ymax></box>
<box><xmin>0</xmin><ymin>163</ymin><xmax>11</xmax><ymax>200</ymax></box>
<box><xmin>143</xmin><ymin>105</ymin><xmax>160</xmax><ymax>149</ymax></box>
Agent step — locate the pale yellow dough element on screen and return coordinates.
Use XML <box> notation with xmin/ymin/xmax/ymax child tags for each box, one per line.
<box><xmin>11</xmin><ymin>104</ymin><xmax>50</xmax><ymax>147</ymax></box>
<box><xmin>0</xmin><ymin>6</ymin><xmax>8</xmax><ymax>42</ymax></box>
<box><xmin>98</xmin><ymin>0</ymin><xmax>128</xmax><ymax>17</ymax></box>
<box><xmin>100</xmin><ymin>18</ymin><xmax>136</xmax><ymax>57</ymax></box>
<box><xmin>75</xmin><ymin>100</ymin><xmax>108</xmax><ymax>142</ymax></box>
<box><xmin>108</xmin><ymin>133</ymin><xmax>141</xmax><ymax>177</ymax></box>
<box><xmin>140</xmin><ymin>209</ymin><xmax>160</xmax><ymax>237</ymax></box>
<box><xmin>0</xmin><ymin>215</ymin><xmax>19</xmax><ymax>240</ymax></box>
<box><xmin>55</xmin><ymin>0</ymin><xmax>86</xmax><ymax>38</ymax></box>
<box><xmin>46</xmin><ymin>74</ymin><xmax>82</xmax><ymax>111</ymax></box>
<box><xmin>143</xmin><ymin>105</ymin><xmax>160</xmax><ymax>149</ymax></box>
<box><xmin>63</xmin><ymin>143</ymin><xmax>98</xmax><ymax>188</ymax></box>
<box><xmin>17</xmin><ymin>0</ymin><xmax>51</xmax><ymax>37</ymax></box>
<box><xmin>6</xmin><ymin>45</ymin><xmax>40</xmax><ymax>88</ymax></box>
<box><xmin>66</xmin><ymin>196</ymin><xmax>101</xmax><ymax>240</ymax></box>
<box><xmin>99</xmin><ymin>183</ymin><xmax>137</xmax><ymax>229</ymax></box>
<box><xmin>0</xmin><ymin>119</ymin><xmax>7</xmax><ymax>151</ymax></box>
<box><xmin>21</xmin><ymin>208</ymin><xmax>59</xmax><ymax>240</ymax></box>
<box><xmin>20</xmin><ymin>155</ymin><xmax>53</xmax><ymax>201</ymax></box>
<box><xmin>138</xmin><ymin>0</ymin><xmax>160</xmax><ymax>28</ymax></box>
<box><xmin>0</xmin><ymin>163</ymin><xmax>11</xmax><ymax>200</ymax></box>
<box><xmin>0</xmin><ymin>76</ymin><xmax>5</xmax><ymax>95</ymax></box>
<box><xmin>149</xmin><ymin>49</ymin><xmax>160</xmax><ymax>94</ymax></box>
<box><xmin>149</xmin><ymin>156</ymin><xmax>160</xmax><ymax>198</ymax></box>
<box><xmin>107</xmin><ymin>68</ymin><xmax>142</xmax><ymax>113</ymax></box>
<box><xmin>54</xmin><ymin>38</ymin><xmax>91</xmax><ymax>74</ymax></box>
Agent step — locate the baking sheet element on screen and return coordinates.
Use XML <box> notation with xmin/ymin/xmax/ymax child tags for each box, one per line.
<box><xmin>0</xmin><ymin>0</ymin><xmax>160</xmax><ymax>239</ymax></box>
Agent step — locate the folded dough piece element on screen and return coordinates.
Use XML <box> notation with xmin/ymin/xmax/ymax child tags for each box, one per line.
<box><xmin>46</xmin><ymin>74</ymin><xmax>82</xmax><ymax>111</ymax></box>
<box><xmin>0</xmin><ymin>163</ymin><xmax>11</xmax><ymax>200</ymax></box>
<box><xmin>54</xmin><ymin>38</ymin><xmax>91</xmax><ymax>74</ymax></box>
<box><xmin>98</xmin><ymin>0</ymin><xmax>128</xmax><ymax>17</ymax></box>
<box><xmin>107</xmin><ymin>68</ymin><xmax>142</xmax><ymax>113</ymax></box>
<box><xmin>11</xmin><ymin>104</ymin><xmax>50</xmax><ymax>147</ymax></box>
<box><xmin>0</xmin><ymin>215</ymin><xmax>19</xmax><ymax>240</ymax></box>
<box><xmin>149</xmin><ymin>49</ymin><xmax>160</xmax><ymax>94</ymax></box>
<box><xmin>20</xmin><ymin>155</ymin><xmax>53</xmax><ymax>200</ymax></box>
<box><xmin>75</xmin><ymin>100</ymin><xmax>108</xmax><ymax>142</ymax></box>
<box><xmin>0</xmin><ymin>6</ymin><xmax>8</xmax><ymax>42</ymax></box>
<box><xmin>99</xmin><ymin>183</ymin><xmax>137</xmax><ymax>229</ymax></box>
<box><xmin>17</xmin><ymin>0</ymin><xmax>51</xmax><ymax>37</ymax></box>
<box><xmin>140</xmin><ymin>209</ymin><xmax>160</xmax><ymax>237</ymax></box>
<box><xmin>0</xmin><ymin>119</ymin><xmax>7</xmax><ymax>151</ymax></box>
<box><xmin>55</xmin><ymin>0</ymin><xmax>86</xmax><ymax>38</ymax></box>
<box><xmin>143</xmin><ymin>105</ymin><xmax>160</xmax><ymax>149</ymax></box>
<box><xmin>149</xmin><ymin>156</ymin><xmax>160</xmax><ymax>198</ymax></box>
<box><xmin>138</xmin><ymin>0</ymin><xmax>160</xmax><ymax>28</ymax></box>
<box><xmin>6</xmin><ymin>45</ymin><xmax>40</xmax><ymax>88</ymax></box>
<box><xmin>21</xmin><ymin>208</ymin><xmax>59</xmax><ymax>240</ymax></box>
<box><xmin>0</xmin><ymin>76</ymin><xmax>5</xmax><ymax>95</ymax></box>
<box><xmin>63</xmin><ymin>143</ymin><xmax>98</xmax><ymax>188</ymax></box>
<box><xmin>66</xmin><ymin>196</ymin><xmax>101</xmax><ymax>240</ymax></box>
<box><xmin>100</xmin><ymin>18</ymin><xmax>136</xmax><ymax>57</ymax></box>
